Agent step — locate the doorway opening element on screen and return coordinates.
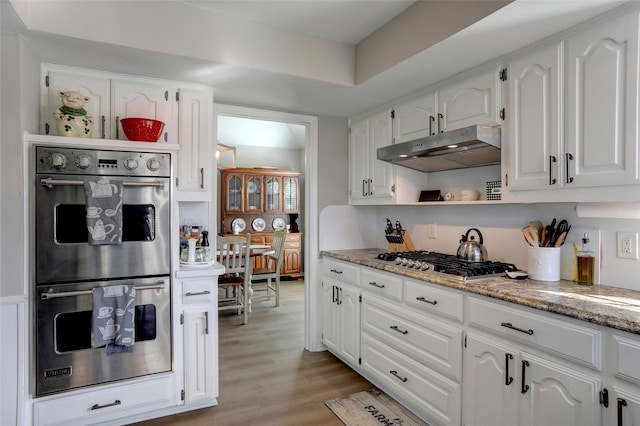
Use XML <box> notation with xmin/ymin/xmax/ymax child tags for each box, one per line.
<box><xmin>214</xmin><ymin>104</ymin><xmax>319</xmax><ymax>351</ymax></box>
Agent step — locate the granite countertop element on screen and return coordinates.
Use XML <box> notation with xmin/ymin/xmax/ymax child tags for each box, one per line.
<box><xmin>321</xmin><ymin>248</ymin><xmax>640</xmax><ymax>336</ymax></box>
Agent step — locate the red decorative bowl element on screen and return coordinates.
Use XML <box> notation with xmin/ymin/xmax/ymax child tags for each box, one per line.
<box><xmin>120</xmin><ymin>118</ymin><xmax>164</xmax><ymax>142</ymax></box>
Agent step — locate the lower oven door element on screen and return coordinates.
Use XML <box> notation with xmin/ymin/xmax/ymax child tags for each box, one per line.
<box><xmin>35</xmin><ymin>276</ymin><xmax>172</xmax><ymax>397</ymax></box>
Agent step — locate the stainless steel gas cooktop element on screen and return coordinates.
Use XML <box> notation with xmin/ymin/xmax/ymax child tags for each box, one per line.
<box><xmin>375</xmin><ymin>251</ymin><xmax>518</xmax><ymax>282</ymax></box>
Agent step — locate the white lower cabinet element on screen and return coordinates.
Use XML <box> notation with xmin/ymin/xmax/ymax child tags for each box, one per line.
<box><xmin>463</xmin><ymin>333</ymin><xmax>603</xmax><ymax>426</ymax></box>
<box><xmin>608</xmin><ymin>386</ymin><xmax>640</xmax><ymax>426</ymax></box>
<box><xmin>321</xmin><ymin>278</ymin><xmax>360</xmax><ymax>368</ymax></box>
<box><xmin>179</xmin><ymin>276</ymin><xmax>218</xmax><ymax>405</ymax></box>
<box><xmin>32</xmin><ymin>374</ymin><xmax>175</xmax><ymax>426</ymax></box>
<box><xmin>361</xmin><ymin>334</ymin><xmax>461</xmax><ymax>426</ymax></box>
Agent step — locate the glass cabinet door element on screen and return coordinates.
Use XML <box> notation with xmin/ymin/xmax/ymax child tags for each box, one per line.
<box><xmin>283</xmin><ymin>176</ymin><xmax>299</xmax><ymax>213</ymax></box>
<box><xmin>225</xmin><ymin>174</ymin><xmax>243</xmax><ymax>212</ymax></box>
<box><xmin>265</xmin><ymin>176</ymin><xmax>281</xmax><ymax>212</ymax></box>
<box><xmin>246</xmin><ymin>176</ymin><xmax>263</xmax><ymax>212</ymax></box>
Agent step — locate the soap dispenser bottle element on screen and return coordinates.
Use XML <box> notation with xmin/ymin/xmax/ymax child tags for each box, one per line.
<box><xmin>576</xmin><ymin>233</ymin><xmax>594</xmax><ymax>285</ymax></box>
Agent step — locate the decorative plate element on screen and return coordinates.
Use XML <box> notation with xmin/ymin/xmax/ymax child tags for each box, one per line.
<box><xmin>231</xmin><ymin>217</ymin><xmax>246</xmax><ymax>233</ymax></box>
<box><xmin>272</xmin><ymin>217</ymin><xmax>286</xmax><ymax>231</ymax></box>
<box><xmin>247</xmin><ymin>181</ymin><xmax>257</xmax><ymax>194</ymax></box>
<box><xmin>252</xmin><ymin>217</ymin><xmax>266</xmax><ymax>232</ymax></box>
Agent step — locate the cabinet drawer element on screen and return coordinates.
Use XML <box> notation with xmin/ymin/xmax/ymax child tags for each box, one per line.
<box><xmin>286</xmin><ymin>233</ymin><xmax>301</xmax><ymax>242</ymax></box>
<box><xmin>613</xmin><ymin>334</ymin><xmax>640</xmax><ymax>385</ymax></box>
<box><xmin>361</xmin><ymin>268</ymin><xmax>402</xmax><ymax>302</ymax></box>
<box><xmin>251</xmin><ymin>235</ymin><xmax>267</xmax><ymax>244</ymax></box>
<box><xmin>323</xmin><ymin>258</ymin><xmax>360</xmax><ymax>286</ymax></box>
<box><xmin>404</xmin><ymin>279</ymin><xmax>464</xmax><ymax>323</ymax></box>
<box><xmin>468</xmin><ymin>297</ymin><xmax>601</xmax><ymax>369</ymax></box>
<box><xmin>182</xmin><ymin>278</ymin><xmax>215</xmax><ymax>304</ymax></box>
<box><xmin>361</xmin><ymin>334</ymin><xmax>461</xmax><ymax>426</ymax></box>
<box><xmin>33</xmin><ymin>374</ymin><xmax>175</xmax><ymax>426</ymax></box>
<box><xmin>362</xmin><ymin>295</ymin><xmax>462</xmax><ymax>380</ymax></box>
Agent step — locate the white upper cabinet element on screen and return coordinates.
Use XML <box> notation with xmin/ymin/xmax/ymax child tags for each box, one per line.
<box><xmin>349</xmin><ymin>110</ymin><xmax>395</xmax><ymax>204</ymax></box>
<box><xmin>438</xmin><ymin>65</ymin><xmax>505</xmax><ymax>133</ymax></box>
<box><xmin>176</xmin><ymin>87</ymin><xmax>213</xmax><ymax>200</ymax></box>
<box><xmin>566</xmin><ymin>11</ymin><xmax>639</xmax><ymax>188</ymax></box>
<box><xmin>112</xmin><ymin>79</ymin><xmax>175</xmax><ymax>143</ymax></box>
<box><xmin>506</xmin><ymin>42</ymin><xmax>563</xmax><ymax>190</ymax></box>
<box><xmin>42</xmin><ymin>69</ymin><xmax>111</xmax><ymax>138</ymax></box>
<box><xmin>507</xmin><ymin>11</ymin><xmax>639</xmax><ymax>198</ymax></box>
<box><xmin>393</xmin><ymin>91</ymin><xmax>438</xmax><ymax>143</ymax></box>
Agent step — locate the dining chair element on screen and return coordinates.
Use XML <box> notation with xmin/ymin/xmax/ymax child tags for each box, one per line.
<box><xmin>250</xmin><ymin>228</ymin><xmax>287</xmax><ymax>307</ymax></box>
<box><xmin>217</xmin><ymin>234</ymin><xmax>251</xmax><ymax>324</ymax></box>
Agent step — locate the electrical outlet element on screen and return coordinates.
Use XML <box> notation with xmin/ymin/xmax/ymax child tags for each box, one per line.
<box><xmin>617</xmin><ymin>232</ymin><xmax>639</xmax><ymax>259</ymax></box>
<box><xmin>427</xmin><ymin>223</ymin><xmax>437</xmax><ymax>239</ymax></box>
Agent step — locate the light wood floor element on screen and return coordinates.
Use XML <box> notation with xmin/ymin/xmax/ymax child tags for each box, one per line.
<box><xmin>135</xmin><ymin>280</ymin><xmax>372</xmax><ymax>425</ymax></box>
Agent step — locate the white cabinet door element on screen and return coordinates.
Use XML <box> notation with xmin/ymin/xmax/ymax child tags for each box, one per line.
<box><xmin>393</xmin><ymin>91</ymin><xmax>438</xmax><ymax>143</ymax></box>
<box><xmin>321</xmin><ymin>279</ymin><xmax>339</xmax><ymax>353</ymax></box>
<box><xmin>566</xmin><ymin>12</ymin><xmax>639</xmax><ymax>187</ymax></box>
<box><xmin>463</xmin><ymin>334</ymin><xmax>519</xmax><ymax>426</ymax></box>
<box><xmin>183</xmin><ymin>307</ymin><xmax>216</xmax><ymax>405</ymax></box>
<box><xmin>609</xmin><ymin>387</ymin><xmax>640</xmax><ymax>426</ymax></box>
<box><xmin>321</xmin><ymin>279</ymin><xmax>360</xmax><ymax>368</ymax></box>
<box><xmin>438</xmin><ymin>66</ymin><xmax>504</xmax><ymax>132</ymax></box>
<box><xmin>180</xmin><ymin>277</ymin><xmax>218</xmax><ymax>406</ymax></box>
<box><xmin>521</xmin><ymin>353</ymin><xmax>602</xmax><ymax>426</ymax></box>
<box><xmin>112</xmin><ymin>79</ymin><xmax>174</xmax><ymax>142</ymax></box>
<box><xmin>43</xmin><ymin>70</ymin><xmax>111</xmax><ymax>138</ymax></box>
<box><xmin>176</xmin><ymin>87</ymin><xmax>213</xmax><ymax>200</ymax></box>
<box><xmin>338</xmin><ymin>284</ymin><xmax>360</xmax><ymax>367</ymax></box>
<box><xmin>368</xmin><ymin>110</ymin><xmax>395</xmax><ymax>199</ymax></box>
<box><xmin>507</xmin><ymin>42</ymin><xmax>563</xmax><ymax>190</ymax></box>
<box><xmin>349</xmin><ymin>117</ymin><xmax>369</xmax><ymax>201</ymax></box>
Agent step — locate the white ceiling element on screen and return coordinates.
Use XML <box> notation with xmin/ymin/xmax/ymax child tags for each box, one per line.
<box><xmin>3</xmin><ymin>0</ymin><xmax>631</xmax><ymax>149</ymax></box>
<box><xmin>181</xmin><ymin>0</ymin><xmax>415</xmax><ymax>45</ymax></box>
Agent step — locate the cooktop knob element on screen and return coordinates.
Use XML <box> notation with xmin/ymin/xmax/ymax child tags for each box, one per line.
<box><xmin>394</xmin><ymin>257</ymin><xmax>403</xmax><ymax>265</ymax></box>
<box><xmin>124</xmin><ymin>157</ymin><xmax>139</xmax><ymax>170</ymax></box>
<box><xmin>406</xmin><ymin>259</ymin><xmax>415</xmax><ymax>268</ymax></box>
<box><xmin>75</xmin><ymin>154</ymin><xmax>91</xmax><ymax>169</ymax></box>
<box><xmin>146</xmin><ymin>157</ymin><xmax>161</xmax><ymax>171</ymax></box>
<box><xmin>49</xmin><ymin>153</ymin><xmax>66</xmax><ymax>169</ymax></box>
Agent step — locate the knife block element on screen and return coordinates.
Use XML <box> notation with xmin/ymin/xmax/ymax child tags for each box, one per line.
<box><xmin>388</xmin><ymin>230</ymin><xmax>415</xmax><ymax>253</ymax></box>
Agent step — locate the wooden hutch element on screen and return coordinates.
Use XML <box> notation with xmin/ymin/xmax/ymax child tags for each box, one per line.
<box><xmin>220</xmin><ymin>167</ymin><xmax>302</xmax><ymax>277</ymax></box>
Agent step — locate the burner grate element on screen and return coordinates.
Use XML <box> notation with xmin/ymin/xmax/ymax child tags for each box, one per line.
<box><xmin>376</xmin><ymin>251</ymin><xmax>518</xmax><ymax>278</ymax></box>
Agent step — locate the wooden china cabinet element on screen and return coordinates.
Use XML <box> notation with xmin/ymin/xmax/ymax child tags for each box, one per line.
<box><xmin>220</xmin><ymin>168</ymin><xmax>303</xmax><ymax>277</ymax></box>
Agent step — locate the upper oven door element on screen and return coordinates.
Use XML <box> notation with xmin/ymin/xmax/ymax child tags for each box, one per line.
<box><xmin>35</xmin><ymin>173</ymin><xmax>171</xmax><ymax>284</ymax></box>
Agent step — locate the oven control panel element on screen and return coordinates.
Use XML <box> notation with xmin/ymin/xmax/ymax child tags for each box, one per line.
<box><xmin>36</xmin><ymin>146</ymin><xmax>171</xmax><ymax>177</ymax></box>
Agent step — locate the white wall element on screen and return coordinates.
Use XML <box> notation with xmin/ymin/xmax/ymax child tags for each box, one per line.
<box><xmin>234</xmin><ymin>145</ymin><xmax>303</xmax><ymax>170</ymax></box>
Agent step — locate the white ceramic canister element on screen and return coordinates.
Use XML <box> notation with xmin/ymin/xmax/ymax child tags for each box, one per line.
<box><xmin>527</xmin><ymin>246</ymin><xmax>561</xmax><ymax>281</ymax></box>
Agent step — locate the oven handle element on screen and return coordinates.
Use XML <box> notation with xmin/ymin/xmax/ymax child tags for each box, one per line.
<box><xmin>40</xmin><ymin>281</ymin><xmax>166</xmax><ymax>300</ymax></box>
<box><xmin>40</xmin><ymin>178</ymin><xmax>165</xmax><ymax>189</ymax></box>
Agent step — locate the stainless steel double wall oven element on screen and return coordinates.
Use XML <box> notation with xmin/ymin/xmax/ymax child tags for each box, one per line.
<box><xmin>34</xmin><ymin>145</ymin><xmax>172</xmax><ymax>396</ymax></box>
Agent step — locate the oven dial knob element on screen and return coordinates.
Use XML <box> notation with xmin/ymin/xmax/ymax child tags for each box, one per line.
<box><xmin>401</xmin><ymin>258</ymin><xmax>409</xmax><ymax>266</ymax></box>
<box><xmin>406</xmin><ymin>260</ymin><xmax>415</xmax><ymax>268</ymax></box>
<box><xmin>75</xmin><ymin>154</ymin><xmax>92</xmax><ymax>169</ymax></box>
<box><xmin>147</xmin><ymin>157</ymin><xmax>161</xmax><ymax>171</ymax></box>
<box><xmin>394</xmin><ymin>257</ymin><xmax>403</xmax><ymax>265</ymax></box>
<box><xmin>124</xmin><ymin>157</ymin><xmax>139</xmax><ymax>170</ymax></box>
<box><xmin>49</xmin><ymin>153</ymin><xmax>66</xmax><ymax>169</ymax></box>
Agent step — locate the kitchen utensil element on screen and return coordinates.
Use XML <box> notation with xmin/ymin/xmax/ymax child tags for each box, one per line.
<box><xmin>550</xmin><ymin>220</ymin><xmax>570</xmax><ymax>247</ymax></box>
<box><xmin>457</xmin><ymin>228</ymin><xmax>487</xmax><ymax>261</ymax></box>
<box><xmin>544</xmin><ymin>218</ymin><xmax>557</xmax><ymax>246</ymax></box>
<box><xmin>530</xmin><ymin>221</ymin><xmax>544</xmax><ymax>239</ymax></box>
<box><xmin>553</xmin><ymin>231</ymin><xmax>567</xmax><ymax>247</ymax></box>
<box><xmin>506</xmin><ymin>271</ymin><xmax>529</xmax><ymax>280</ymax></box>
<box><xmin>522</xmin><ymin>226</ymin><xmax>539</xmax><ymax>247</ymax></box>
<box><xmin>120</xmin><ymin>118</ymin><xmax>165</xmax><ymax>142</ymax></box>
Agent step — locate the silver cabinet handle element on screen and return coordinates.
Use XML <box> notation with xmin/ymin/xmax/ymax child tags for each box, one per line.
<box><xmin>337</xmin><ymin>287</ymin><xmax>342</xmax><ymax>305</ymax></box>
<box><xmin>204</xmin><ymin>311</ymin><xmax>209</xmax><ymax>335</ymax></box>
<box><xmin>200</xmin><ymin>168</ymin><xmax>204</xmax><ymax>189</ymax></box>
<box><xmin>362</xmin><ymin>179</ymin><xmax>366</xmax><ymax>196</ymax></box>
<box><xmin>91</xmin><ymin>399</ymin><xmax>121</xmax><ymax>410</ymax></box>
<box><xmin>185</xmin><ymin>290</ymin><xmax>211</xmax><ymax>297</ymax></box>
<box><xmin>501</xmin><ymin>322</ymin><xmax>534</xmax><ymax>335</ymax></box>
<box><xmin>368</xmin><ymin>281</ymin><xmax>385</xmax><ymax>289</ymax></box>
<box><xmin>390</xmin><ymin>325</ymin><xmax>408</xmax><ymax>335</ymax></box>
<box><xmin>389</xmin><ymin>370</ymin><xmax>408</xmax><ymax>383</ymax></box>
<box><xmin>416</xmin><ymin>296</ymin><xmax>437</xmax><ymax>305</ymax></box>
<box><xmin>368</xmin><ymin>178</ymin><xmax>373</xmax><ymax>196</ymax></box>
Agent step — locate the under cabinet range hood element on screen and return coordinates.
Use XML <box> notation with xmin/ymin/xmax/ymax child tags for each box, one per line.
<box><xmin>377</xmin><ymin>125</ymin><xmax>501</xmax><ymax>173</ymax></box>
